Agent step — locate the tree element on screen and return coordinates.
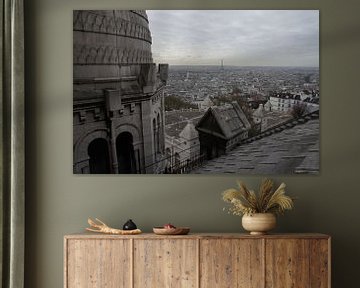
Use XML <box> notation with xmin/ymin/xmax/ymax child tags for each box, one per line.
<box><xmin>165</xmin><ymin>95</ymin><xmax>197</xmax><ymax>111</ymax></box>
<box><xmin>291</xmin><ymin>102</ymin><xmax>308</xmax><ymax>119</ymax></box>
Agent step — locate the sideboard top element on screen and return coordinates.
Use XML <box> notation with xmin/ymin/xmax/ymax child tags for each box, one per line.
<box><xmin>64</xmin><ymin>232</ymin><xmax>330</xmax><ymax>240</ymax></box>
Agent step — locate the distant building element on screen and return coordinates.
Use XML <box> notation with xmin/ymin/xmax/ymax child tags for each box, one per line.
<box><xmin>304</xmin><ymin>82</ymin><xmax>318</xmax><ymax>90</ymax></box>
<box><xmin>264</xmin><ymin>101</ymin><xmax>272</xmax><ymax>112</ymax></box>
<box><xmin>165</xmin><ymin>121</ymin><xmax>201</xmax><ymax>172</ymax></box>
<box><xmin>269</xmin><ymin>93</ymin><xmax>319</xmax><ymax>113</ymax></box>
<box><xmin>194</xmin><ymin>95</ymin><xmax>214</xmax><ymax>111</ymax></box>
<box><xmin>196</xmin><ymin>102</ymin><xmax>251</xmax><ymax>159</ymax></box>
<box><xmin>73</xmin><ymin>10</ymin><xmax>168</xmax><ymax>174</ymax></box>
<box><xmin>253</xmin><ymin>104</ymin><xmax>268</xmax><ymax>132</ymax></box>
<box><xmin>269</xmin><ymin>95</ymin><xmax>298</xmax><ymax>112</ymax></box>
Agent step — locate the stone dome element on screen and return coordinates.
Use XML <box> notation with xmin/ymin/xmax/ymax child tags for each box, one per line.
<box><xmin>73</xmin><ymin>10</ymin><xmax>153</xmax><ymax>79</ymax></box>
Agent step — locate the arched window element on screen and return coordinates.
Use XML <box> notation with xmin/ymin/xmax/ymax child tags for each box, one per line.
<box><xmin>116</xmin><ymin>132</ymin><xmax>136</xmax><ymax>174</ymax></box>
<box><xmin>156</xmin><ymin>113</ymin><xmax>161</xmax><ymax>153</ymax></box>
<box><xmin>153</xmin><ymin>118</ymin><xmax>157</xmax><ymax>156</ymax></box>
<box><xmin>88</xmin><ymin>138</ymin><xmax>110</xmax><ymax>174</ymax></box>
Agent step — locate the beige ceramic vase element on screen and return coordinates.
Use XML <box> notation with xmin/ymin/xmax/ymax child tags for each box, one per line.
<box><xmin>242</xmin><ymin>213</ymin><xmax>276</xmax><ymax>235</ymax></box>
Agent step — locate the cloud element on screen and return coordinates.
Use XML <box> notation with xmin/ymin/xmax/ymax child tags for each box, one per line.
<box><xmin>147</xmin><ymin>10</ymin><xmax>319</xmax><ymax>67</ymax></box>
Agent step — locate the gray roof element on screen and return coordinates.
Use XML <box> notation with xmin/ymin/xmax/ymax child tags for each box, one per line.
<box><xmin>192</xmin><ymin>117</ymin><xmax>319</xmax><ymax>174</ymax></box>
<box><xmin>73</xmin><ymin>88</ymin><xmax>104</xmax><ymax>101</ymax></box>
<box><xmin>196</xmin><ymin>102</ymin><xmax>251</xmax><ymax>140</ymax></box>
<box><xmin>165</xmin><ymin>111</ymin><xmax>203</xmax><ymax>138</ymax></box>
<box><xmin>179</xmin><ymin>121</ymin><xmax>198</xmax><ymax>140</ymax></box>
<box><xmin>165</xmin><ymin>110</ymin><xmax>204</xmax><ymax>125</ymax></box>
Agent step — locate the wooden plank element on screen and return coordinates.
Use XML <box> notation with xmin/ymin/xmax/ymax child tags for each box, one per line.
<box><xmin>66</xmin><ymin>239</ymin><xmax>131</xmax><ymax>288</ymax></box>
<box><xmin>262</xmin><ymin>239</ymin><xmax>266</xmax><ymax>288</ymax></box>
<box><xmin>64</xmin><ymin>233</ymin><xmax>330</xmax><ymax>240</ymax></box>
<box><xmin>64</xmin><ymin>234</ymin><xmax>330</xmax><ymax>288</ymax></box>
<box><xmin>133</xmin><ymin>239</ymin><xmax>197</xmax><ymax>288</ymax></box>
<box><xmin>265</xmin><ymin>239</ymin><xmax>310</xmax><ymax>288</ymax></box>
<box><xmin>310</xmin><ymin>239</ymin><xmax>330</xmax><ymax>288</ymax></box>
<box><xmin>196</xmin><ymin>239</ymin><xmax>200</xmax><ymax>288</ymax></box>
<box><xmin>200</xmin><ymin>239</ymin><xmax>264</xmax><ymax>288</ymax></box>
<box><xmin>64</xmin><ymin>238</ymin><xmax>68</xmax><ymax>288</ymax></box>
<box><xmin>130</xmin><ymin>238</ymin><xmax>134</xmax><ymax>288</ymax></box>
<box><xmin>328</xmin><ymin>238</ymin><xmax>331</xmax><ymax>288</ymax></box>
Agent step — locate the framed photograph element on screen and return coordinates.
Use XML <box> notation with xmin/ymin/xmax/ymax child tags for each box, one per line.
<box><xmin>73</xmin><ymin>10</ymin><xmax>319</xmax><ymax>175</ymax></box>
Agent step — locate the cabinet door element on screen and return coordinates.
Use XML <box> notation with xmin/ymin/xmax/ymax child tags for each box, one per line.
<box><xmin>66</xmin><ymin>239</ymin><xmax>131</xmax><ymax>288</ymax></box>
<box><xmin>309</xmin><ymin>239</ymin><xmax>330</xmax><ymax>288</ymax></box>
<box><xmin>200</xmin><ymin>239</ymin><xmax>264</xmax><ymax>288</ymax></box>
<box><xmin>133</xmin><ymin>239</ymin><xmax>198</xmax><ymax>288</ymax></box>
<box><xmin>266</xmin><ymin>239</ymin><xmax>309</xmax><ymax>287</ymax></box>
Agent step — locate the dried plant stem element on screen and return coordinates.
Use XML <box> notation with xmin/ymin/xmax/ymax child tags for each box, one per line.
<box><xmin>222</xmin><ymin>179</ymin><xmax>294</xmax><ymax>216</ymax></box>
<box><xmin>86</xmin><ymin>218</ymin><xmax>142</xmax><ymax>235</ymax></box>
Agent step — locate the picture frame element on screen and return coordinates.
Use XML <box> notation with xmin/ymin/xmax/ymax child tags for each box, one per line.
<box><xmin>73</xmin><ymin>10</ymin><xmax>320</xmax><ymax>175</ymax></box>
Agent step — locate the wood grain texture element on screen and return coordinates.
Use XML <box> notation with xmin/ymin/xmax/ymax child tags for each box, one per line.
<box><xmin>65</xmin><ymin>233</ymin><xmax>330</xmax><ymax>240</ymax></box>
<box><xmin>310</xmin><ymin>239</ymin><xmax>330</xmax><ymax>288</ymax></box>
<box><xmin>133</xmin><ymin>239</ymin><xmax>197</xmax><ymax>288</ymax></box>
<box><xmin>64</xmin><ymin>234</ymin><xmax>330</xmax><ymax>288</ymax></box>
<box><xmin>66</xmin><ymin>239</ymin><xmax>131</xmax><ymax>288</ymax></box>
<box><xmin>200</xmin><ymin>239</ymin><xmax>264</xmax><ymax>288</ymax></box>
<box><xmin>265</xmin><ymin>239</ymin><xmax>310</xmax><ymax>288</ymax></box>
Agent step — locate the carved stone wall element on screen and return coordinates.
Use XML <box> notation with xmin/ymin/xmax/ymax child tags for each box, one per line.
<box><xmin>73</xmin><ymin>10</ymin><xmax>168</xmax><ymax>174</ymax></box>
<box><xmin>73</xmin><ymin>11</ymin><xmax>152</xmax><ymax>43</ymax></box>
<box><xmin>73</xmin><ymin>10</ymin><xmax>152</xmax><ymax>68</ymax></box>
<box><xmin>73</xmin><ymin>45</ymin><xmax>153</xmax><ymax>65</ymax></box>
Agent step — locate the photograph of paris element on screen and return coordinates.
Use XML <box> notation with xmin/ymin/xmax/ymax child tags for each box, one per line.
<box><xmin>73</xmin><ymin>10</ymin><xmax>319</xmax><ymax>174</ymax></box>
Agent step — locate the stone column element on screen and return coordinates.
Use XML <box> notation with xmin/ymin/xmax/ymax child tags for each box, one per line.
<box><xmin>110</xmin><ymin>121</ymin><xmax>118</xmax><ymax>173</ymax></box>
<box><xmin>160</xmin><ymin>90</ymin><xmax>166</xmax><ymax>153</ymax></box>
<box><xmin>141</xmin><ymin>100</ymin><xmax>155</xmax><ymax>173</ymax></box>
<box><xmin>105</xmin><ymin>89</ymin><xmax>122</xmax><ymax>173</ymax></box>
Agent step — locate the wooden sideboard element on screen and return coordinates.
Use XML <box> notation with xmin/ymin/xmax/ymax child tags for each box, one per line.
<box><xmin>64</xmin><ymin>233</ymin><xmax>330</xmax><ymax>288</ymax></box>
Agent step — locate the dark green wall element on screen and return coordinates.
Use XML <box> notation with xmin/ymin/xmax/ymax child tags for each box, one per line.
<box><xmin>25</xmin><ymin>0</ymin><xmax>360</xmax><ymax>287</ymax></box>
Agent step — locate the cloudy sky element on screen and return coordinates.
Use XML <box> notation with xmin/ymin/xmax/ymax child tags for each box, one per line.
<box><xmin>147</xmin><ymin>10</ymin><xmax>319</xmax><ymax>67</ymax></box>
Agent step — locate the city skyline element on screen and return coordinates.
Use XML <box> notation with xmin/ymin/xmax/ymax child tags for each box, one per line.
<box><xmin>73</xmin><ymin>10</ymin><xmax>320</xmax><ymax>175</ymax></box>
<box><xmin>148</xmin><ymin>10</ymin><xmax>319</xmax><ymax>67</ymax></box>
